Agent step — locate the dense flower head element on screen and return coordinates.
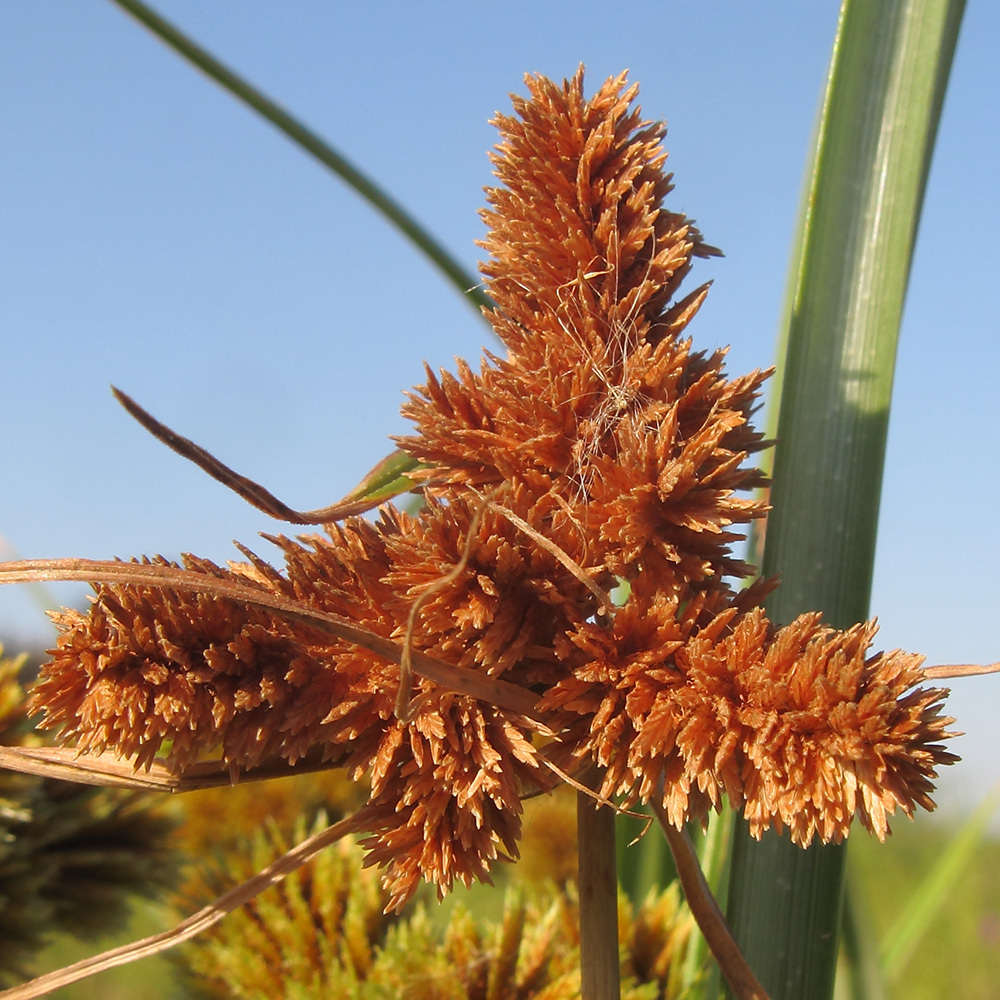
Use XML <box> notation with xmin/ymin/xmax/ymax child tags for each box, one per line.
<box><xmin>23</xmin><ymin>68</ymin><xmax>956</xmax><ymax>907</ymax></box>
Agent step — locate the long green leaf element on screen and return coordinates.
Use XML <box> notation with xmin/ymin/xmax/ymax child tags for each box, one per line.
<box><xmin>108</xmin><ymin>0</ymin><xmax>492</xmax><ymax>316</ymax></box>
<box><xmin>725</xmin><ymin>2</ymin><xmax>965</xmax><ymax>999</ymax></box>
<box><xmin>616</xmin><ymin>807</ymin><xmax>673</xmax><ymax>906</ymax></box>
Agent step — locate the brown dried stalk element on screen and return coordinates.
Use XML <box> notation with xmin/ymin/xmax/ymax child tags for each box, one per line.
<box><xmin>112</xmin><ymin>388</ymin><xmax>394</xmax><ymax>522</ymax></box>
<box><xmin>0</xmin><ymin>558</ymin><xmax>542</xmax><ymax>721</ymax></box>
<box><xmin>577</xmin><ymin>771</ymin><xmax>622</xmax><ymax>1000</ymax></box>
<box><xmin>651</xmin><ymin>800</ymin><xmax>769</xmax><ymax>1000</ymax></box>
<box><xmin>0</xmin><ymin>744</ymin><xmax>343</xmax><ymax>792</ymax></box>
<box><xmin>923</xmin><ymin>661</ymin><xmax>1000</xmax><ymax>679</ymax></box>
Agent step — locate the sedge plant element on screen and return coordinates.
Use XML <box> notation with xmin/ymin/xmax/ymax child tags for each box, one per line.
<box><xmin>0</xmin><ymin>3</ymin><xmax>996</xmax><ymax>1000</ymax></box>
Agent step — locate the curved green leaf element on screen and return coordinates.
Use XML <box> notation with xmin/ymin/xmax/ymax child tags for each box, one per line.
<box><xmin>108</xmin><ymin>0</ymin><xmax>492</xmax><ymax>316</ymax></box>
<box><xmin>725</xmin><ymin>2</ymin><xmax>966</xmax><ymax>998</ymax></box>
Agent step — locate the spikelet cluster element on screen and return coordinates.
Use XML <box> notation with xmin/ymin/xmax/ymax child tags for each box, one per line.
<box><xmin>26</xmin><ymin>69</ymin><xmax>956</xmax><ymax>907</ymax></box>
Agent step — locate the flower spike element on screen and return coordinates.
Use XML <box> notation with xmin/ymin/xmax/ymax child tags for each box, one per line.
<box><xmin>1</xmin><ymin>71</ymin><xmax>965</xmax><ymax>981</ymax></box>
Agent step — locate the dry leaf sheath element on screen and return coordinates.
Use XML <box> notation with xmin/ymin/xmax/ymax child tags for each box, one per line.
<box><xmin>3</xmin><ymin>69</ymin><xmax>957</xmax><ymax>922</ymax></box>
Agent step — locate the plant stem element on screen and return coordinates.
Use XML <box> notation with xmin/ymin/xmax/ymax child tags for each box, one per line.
<box><xmin>578</xmin><ymin>783</ymin><xmax>620</xmax><ymax>1000</ymax></box>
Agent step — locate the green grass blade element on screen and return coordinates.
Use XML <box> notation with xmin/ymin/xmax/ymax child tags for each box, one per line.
<box><xmin>685</xmin><ymin>805</ymin><xmax>734</xmax><ymax>1000</ymax></box>
<box><xmin>724</xmin><ymin>1</ymin><xmax>965</xmax><ymax>998</ymax></box>
<box><xmin>616</xmin><ymin>808</ymin><xmax>673</xmax><ymax>906</ymax></box>
<box><xmin>838</xmin><ymin>869</ymin><xmax>888</xmax><ymax>1000</ymax></box>
<box><xmin>108</xmin><ymin>0</ymin><xmax>492</xmax><ymax>316</ymax></box>
<box><xmin>880</xmin><ymin>786</ymin><xmax>1000</xmax><ymax>983</ymax></box>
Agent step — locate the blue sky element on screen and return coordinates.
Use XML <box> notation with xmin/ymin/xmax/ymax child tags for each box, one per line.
<box><xmin>1</xmin><ymin>2</ymin><xmax>998</xmax><ymax>812</ymax></box>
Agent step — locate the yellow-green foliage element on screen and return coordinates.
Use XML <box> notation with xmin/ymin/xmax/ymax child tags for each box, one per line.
<box><xmin>0</xmin><ymin>648</ymin><xmax>27</xmax><ymax>724</ymax></box>
<box><xmin>174</xmin><ymin>776</ymin><xmax>697</xmax><ymax>1000</ymax></box>
<box><xmin>365</xmin><ymin>884</ymin><xmax>696</xmax><ymax>1000</ymax></box>
<box><xmin>177</xmin><ymin>812</ymin><xmax>392</xmax><ymax>1000</ymax></box>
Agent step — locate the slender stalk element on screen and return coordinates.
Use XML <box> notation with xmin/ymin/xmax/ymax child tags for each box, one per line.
<box><xmin>577</xmin><ymin>779</ymin><xmax>620</xmax><ymax>1000</ymax></box>
<box><xmin>725</xmin><ymin>2</ymin><xmax>965</xmax><ymax>998</ymax></box>
<box><xmin>651</xmin><ymin>805</ymin><xmax>768</xmax><ymax>1000</ymax></box>
<box><xmin>107</xmin><ymin>0</ymin><xmax>492</xmax><ymax>315</ymax></box>
<box><xmin>0</xmin><ymin>558</ymin><xmax>542</xmax><ymax>719</ymax></box>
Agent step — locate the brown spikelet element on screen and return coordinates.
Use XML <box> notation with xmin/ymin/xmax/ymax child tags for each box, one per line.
<box><xmin>19</xmin><ymin>67</ymin><xmax>958</xmax><ymax>916</ymax></box>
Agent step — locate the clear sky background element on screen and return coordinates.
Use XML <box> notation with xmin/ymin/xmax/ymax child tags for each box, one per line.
<box><xmin>1</xmin><ymin>2</ymin><xmax>998</xmax><ymax>816</ymax></box>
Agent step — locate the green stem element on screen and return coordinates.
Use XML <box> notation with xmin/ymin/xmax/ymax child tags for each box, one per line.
<box><xmin>684</xmin><ymin>804</ymin><xmax>734</xmax><ymax>999</ymax></box>
<box><xmin>107</xmin><ymin>0</ymin><xmax>492</xmax><ymax>315</ymax></box>
<box><xmin>725</xmin><ymin>1</ymin><xmax>965</xmax><ymax>998</ymax></box>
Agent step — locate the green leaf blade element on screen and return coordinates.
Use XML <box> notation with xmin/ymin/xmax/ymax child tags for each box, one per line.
<box><xmin>109</xmin><ymin>0</ymin><xmax>492</xmax><ymax>316</ymax></box>
<box><xmin>725</xmin><ymin>2</ymin><xmax>966</xmax><ymax>998</ymax></box>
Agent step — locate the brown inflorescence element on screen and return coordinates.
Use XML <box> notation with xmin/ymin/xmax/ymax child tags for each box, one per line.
<box><xmin>26</xmin><ymin>68</ymin><xmax>956</xmax><ymax>908</ymax></box>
